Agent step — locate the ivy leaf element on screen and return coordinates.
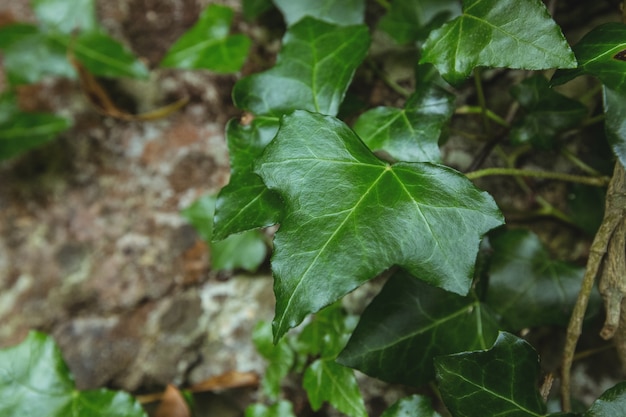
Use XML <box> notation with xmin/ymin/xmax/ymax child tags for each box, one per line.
<box><xmin>272</xmin><ymin>0</ymin><xmax>365</xmax><ymax>26</ymax></box>
<box><xmin>567</xmin><ymin>184</ymin><xmax>606</xmax><ymax>236</ymax></box>
<box><xmin>603</xmin><ymin>87</ymin><xmax>626</xmax><ymax>168</ymax></box>
<box><xmin>256</xmin><ymin>110</ymin><xmax>504</xmax><ymax>340</ymax></box>
<box><xmin>353</xmin><ymin>83</ymin><xmax>455</xmax><ymax>163</ymax></box>
<box><xmin>232</xmin><ymin>17</ymin><xmax>370</xmax><ymax>117</ymax></box>
<box><xmin>0</xmin><ymin>112</ymin><xmax>72</xmax><ymax>160</ymax></box>
<box><xmin>245</xmin><ymin>401</ymin><xmax>296</xmax><ymax>417</ymax></box>
<box><xmin>182</xmin><ymin>195</ymin><xmax>267</xmax><ymax>272</ymax></box>
<box><xmin>381</xmin><ymin>395</ymin><xmax>441</xmax><ymax>417</ymax></box>
<box><xmin>509</xmin><ymin>75</ymin><xmax>587</xmax><ymax>149</ymax></box>
<box><xmin>420</xmin><ymin>0</ymin><xmax>576</xmax><ymax>85</ymax></box>
<box><xmin>435</xmin><ymin>332</ymin><xmax>546</xmax><ymax>417</ymax></box>
<box><xmin>213</xmin><ymin>118</ymin><xmax>283</xmax><ymax>239</ymax></box>
<box><xmin>242</xmin><ymin>0</ymin><xmax>274</xmax><ymax>20</ymax></box>
<box><xmin>31</xmin><ymin>0</ymin><xmax>98</xmax><ymax>34</ymax></box>
<box><xmin>0</xmin><ymin>331</ymin><xmax>146</xmax><ymax>417</ymax></box>
<box><xmin>303</xmin><ymin>359</ymin><xmax>366</xmax><ymax>417</ymax></box>
<box><xmin>295</xmin><ymin>303</ymin><xmax>356</xmax><ymax>359</ymax></box>
<box><xmin>251</xmin><ymin>321</ymin><xmax>295</xmax><ymax>400</ymax></box>
<box><xmin>552</xmin><ymin>23</ymin><xmax>626</xmax><ymax>93</ymax></box>
<box><xmin>378</xmin><ymin>0</ymin><xmax>461</xmax><ymax>45</ymax></box>
<box><xmin>0</xmin><ymin>93</ymin><xmax>19</xmax><ymax>124</ymax></box>
<box><xmin>338</xmin><ymin>271</ymin><xmax>499</xmax><ymax>386</ymax></box>
<box><xmin>485</xmin><ymin>229</ymin><xmax>600</xmax><ymax>331</ymax></box>
<box><xmin>585</xmin><ymin>381</ymin><xmax>626</xmax><ymax>417</ymax></box>
<box><xmin>161</xmin><ymin>4</ymin><xmax>251</xmax><ymax>73</ymax></box>
<box><xmin>72</xmin><ymin>32</ymin><xmax>149</xmax><ymax>79</ymax></box>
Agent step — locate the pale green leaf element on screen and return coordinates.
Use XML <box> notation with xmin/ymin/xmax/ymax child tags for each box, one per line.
<box><xmin>303</xmin><ymin>359</ymin><xmax>366</xmax><ymax>417</ymax></box>
<box><xmin>256</xmin><ymin>111</ymin><xmax>503</xmax><ymax>340</ymax></box>
<box><xmin>420</xmin><ymin>0</ymin><xmax>576</xmax><ymax>85</ymax></box>
<box><xmin>295</xmin><ymin>303</ymin><xmax>356</xmax><ymax>359</ymax></box>
<box><xmin>603</xmin><ymin>87</ymin><xmax>626</xmax><ymax>167</ymax></box>
<box><xmin>252</xmin><ymin>321</ymin><xmax>295</xmax><ymax>400</ymax></box>
<box><xmin>0</xmin><ymin>112</ymin><xmax>72</xmax><ymax>160</ymax></box>
<box><xmin>585</xmin><ymin>381</ymin><xmax>626</xmax><ymax>417</ymax></box>
<box><xmin>161</xmin><ymin>4</ymin><xmax>251</xmax><ymax>73</ymax></box>
<box><xmin>232</xmin><ymin>18</ymin><xmax>370</xmax><ymax>117</ymax></box>
<box><xmin>273</xmin><ymin>0</ymin><xmax>365</xmax><ymax>26</ymax></box>
<box><xmin>32</xmin><ymin>0</ymin><xmax>97</xmax><ymax>34</ymax></box>
<box><xmin>245</xmin><ymin>401</ymin><xmax>296</xmax><ymax>417</ymax></box>
<box><xmin>0</xmin><ymin>332</ymin><xmax>146</xmax><ymax>417</ymax></box>
<box><xmin>381</xmin><ymin>395</ymin><xmax>442</xmax><ymax>417</ymax></box>
<box><xmin>379</xmin><ymin>0</ymin><xmax>461</xmax><ymax>44</ymax></box>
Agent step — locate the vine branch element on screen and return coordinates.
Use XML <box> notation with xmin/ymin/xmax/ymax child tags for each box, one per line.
<box><xmin>465</xmin><ymin>167</ymin><xmax>611</xmax><ymax>187</ymax></box>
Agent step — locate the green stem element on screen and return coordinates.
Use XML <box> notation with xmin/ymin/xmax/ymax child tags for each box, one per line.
<box><xmin>456</xmin><ymin>106</ymin><xmax>509</xmax><ymax>128</ymax></box>
<box><xmin>466</xmin><ymin>167</ymin><xmax>611</xmax><ymax>187</ymax></box>
<box><xmin>561</xmin><ymin>148</ymin><xmax>603</xmax><ymax>177</ymax></box>
<box><xmin>366</xmin><ymin>59</ymin><xmax>411</xmax><ymax>98</ymax></box>
<box><xmin>374</xmin><ymin>0</ymin><xmax>391</xmax><ymax>10</ymax></box>
<box><xmin>581</xmin><ymin>113</ymin><xmax>605</xmax><ymax>128</ymax></box>
<box><xmin>473</xmin><ymin>70</ymin><xmax>491</xmax><ymax>134</ymax></box>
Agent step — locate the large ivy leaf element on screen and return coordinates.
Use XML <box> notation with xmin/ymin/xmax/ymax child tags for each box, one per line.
<box><xmin>273</xmin><ymin>0</ymin><xmax>365</xmax><ymax>26</ymax></box>
<box><xmin>509</xmin><ymin>75</ymin><xmax>587</xmax><ymax>149</ymax></box>
<box><xmin>552</xmin><ymin>23</ymin><xmax>626</xmax><ymax>93</ymax></box>
<box><xmin>338</xmin><ymin>271</ymin><xmax>499</xmax><ymax>386</ymax></box>
<box><xmin>585</xmin><ymin>381</ymin><xmax>626</xmax><ymax>417</ymax></box>
<box><xmin>0</xmin><ymin>331</ymin><xmax>146</xmax><ymax>417</ymax></box>
<box><xmin>181</xmin><ymin>195</ymin><xmax>267</xmax><ymax>272</ymax></box>
<box><xmin>420</xmin><ymin>0</ymin><xmax>576</xmax><ymax>85</ymax></box>
<box><xmin>72</xmin><ymin>32</ymin><xmax>149</xmax><ymax>79</ymax></box>
<box><xmin>232</xmin><ymin>17</ymin><xmax>370</xmax><ymax>117</ymax></box>
<box><xmin>381</xmin><ymin>395</ymin><xmax>441</xmax><ymax>417</ymax></box>
<box><xmin>303</xmin><ymin>359</ymin><xmax>366</xmax><ymax>417</ymax></box>
<box><xmin>256</xmin><ymin>110</ymin><xmax>504</xmax><ymax>340</ymax></box>
<box><xmin>251</xmin><ymin>321</ymin><xmax>295</xmax><ymax>400</ymax></box>
<box><xmin>603</xmin><ymin>87</ymin><xmax>626</xmax><ymax>168</ymax></box>
<box><xmin>32</xmin><ymin>0</ymin><xmax>97</xmax><ymax>34</ymax></box>
<box><xmin>0</xmin><ymin>112</ymin><xmax>72</xmax><ymax>160</ymax></box>
<box><xmin>379</xmin><ymin>0</ymin><xmax>461</xmax><ymax>44</ymax></box>
<box><xmin>160</xmin><ymin>4</ymin><xmax>251</xmax><ymax>73</ymax></box>
<box><xmin>435</xmin><ymin>332</ymin><xmax>546</xmax><ymax>417</ymax></box>
<box><xmin>213</xmin><ymin>118</ymin><xmax>283</xmax><ymax>239</ymax></box>
<box><xmin>485</xmin><ymin>229</ymin><xmax>600</xmax><ymax>331</ymax></box>
<box><xmin>353</xmin><ymin>83</ymin><xmax>455</xmax><ymax>163</ymax></box>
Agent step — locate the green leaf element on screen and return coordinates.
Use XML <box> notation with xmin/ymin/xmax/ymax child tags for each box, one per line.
<box><xmin>485</xmin><ymin>229</ymin><xmax>600</xmax><ymax>331</ymax></box>
<box><xmin>273</xmin><ymin>0</ymin><xmax>365</xmax><ymax>26</ymax></box>
<box><xmin>603</xmin><ymin>87</ymin><xmax>626</xmax><ymax>167</ymax></box>
<box><xmin>420</xmin><ymin>0</ymin><xmax>576</xmax><ymax>85</ymax></box>
<box><xmin>509</xmin><ymin>75</ymin><xmax>587</xmax><ymax>149</ymax></box>
<box><xmin>161</xmin><ymin>4</ymin><xmax>251</xmax><ymax>73</ymax></box>
<box><xmin>0</xmin><ymin>93</ymin><xmax>19</xmax><ymax>124</ymax></box>
<box><xmin>0</xmin><ymin>112</ymin><xmax>72</xmax><ymax>160</ymax></box>
<box><xmin>256</xmin><ymin>111</ymin><xmax>504</xmax><ymax>340</ymax></box>
<box><xmin>245</xmin><ymin>401</ymin><xmax>296</xmax><ymax>417</ymax></box>
<box><xmin>214</xmin><ymin>118</ymin><xmax>283</xmax><ymax>239</ymax></box>
<box><xmin>181</xmin><ymin>194</ymin><xmax>267</xmax><ymax>272</ymax></box>
<box><xmin>353</xmin><ymin>83</ymin><xmax>455</xmax><ymax>162</ymax></box>
<box><xmin>232</xmin><ymin>18</ymin><xmax>370</xmax><ymax>117</ymax></box>
<box><xmin>296</xmin><ymin>303</ymin><xmax>356</xmax><ymax>359</ymax></box>
<box><xmin>32</xmin><ymin>0</ymin><xmax>98</xmax><ymax>34</ymax></box>
<box><xmin>552</xmin><ymin>23</ymin><xmax>626</xmax><ymax>93</ymax></box>
<box><xmin>0</xmin><ymin>331</ymin><xmax>146</xmax><ymax>417</ymax></box>
<box><xmin>567</xmin><ymin>184</ymin><xmax>606</xmax><ymax>236</ymax></box>
<box><xmin>338</xmin><ymin>271</ymin><xmax>499</xmax><ymax>386</ymax></box>
<box><xmin>72</xmin><ymin>32</ymin><xmax>149</xmax><ymax>79</ymax></box>
<box><xmin>435</xmin><ymin>332</ymin><xmax>546</xmax><ymax>417</ymax></box>
<box><xmin>243</xmin><ymin>0</ymin><xmax>274</xmax><ymax>20</ymax></box>
<box><xmin>0</xmin><ymin>29</ymin><xmax>75</xmax><ymax>85</ymax></box>
<box><xmin>585</xmin><ymin>381</ymin><xmax>626</xmax><ymax>417</ymax></box>
<box><xmin>303</xmin><ymin>359</ymin><xmax>366</xmax><ymax>417</ymax></box>
<box><xmin>251</xmin><ymin>321</ymin><xmax>295</xmax><ymax>400</ymax></box>
<box><xmin>381</xmin><ymin>395</ymin><xmax>441</xmax><ymax>417</ymax></box>
<box><xmin>379</xmin><ymin>0</ymin><xmax>461</xmax><ymax>44</ymax></box>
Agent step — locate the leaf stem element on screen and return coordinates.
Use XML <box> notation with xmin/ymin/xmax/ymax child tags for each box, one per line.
<box><xmin>456</xmin><ymin>105</ymin><xmax>510</xmax><ymax>128</ymax></box>
<box><xmin>561</xmin><ymin>148</ymin><xmax>604</xmax><ymax>177</ymax></box>
<box><xmin>374</xmin><ymin>0</ymin><xmax>391</xmax><ymax>10</ymax></box>
<box><xmin>580</xmin><ymin>113</ymin><xmax>605</xmax><ymax>128</ymax></box>
<box><xmin>466</xmin><ymin>167</ymin><xmax>611</xmax><ymax>187</ymax></box>
<box><xmin>366</xmin><ymin>58</ymin><xmax>411</xmax><ymax>98</ymax></box>
<box><xmin>473</xmin><ymin>70</ymin><xmax>491</xmax><ymax>134</ymax></box>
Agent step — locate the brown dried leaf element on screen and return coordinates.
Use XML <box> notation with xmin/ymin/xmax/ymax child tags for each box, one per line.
<box><xmin>189</xmin><ymin>370</ymin><xmax>259</xmax><ymax>392</ymax></box>
<box><xmin>154</xmin><ymin>384</ymin><xmax>190</xmax><ymax>417</ymax></box>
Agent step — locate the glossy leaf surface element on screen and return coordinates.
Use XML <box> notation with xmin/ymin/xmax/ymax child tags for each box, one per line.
<box><xmin>435</xmin><ymin>332</ymin><xmax>546</xmax><ymax>417</ymax></box>
<box><xmin>303</xmin><ymin>359</ymin><xmax>366</xmax><ymax>417</ymax></box>
<box><xmin>603</xmin><ymin>87</ymin><xmax>626</xmax><ymax>167</ymax></box>
<box><xmin>379</xmin><ymin>0</ymin><xmax>461</xmax><ymax>44</ymax></box>
<box><xmin>252</xmin><ymin>321</ymin><xmax>295</xmax><ymax>400</ymax></box>
<box><xmin>552</xmin><ymin>23</ymin><xmax>626</xmax><ymax>93</ymax></box>
<box><xmin>585</xmin><ymin>381</ymin><xmax>626</xmax><ymax>417</ymax></box>
<box><xmin>256</xmin><ymin>111</ymin><xmax>504</xmax><ymax>340</ymax></box>
<box><xmin>338</xmin><ymin>271</ymin><xmax>499</xmax><ymax>386</ymax></box>
<box><xmin>72</xmin><ymin>32</ymin><xmax>149</xmax><ymax>79</ymax></box>
<box><xmin>32</xmin><ymin>0</ymin><xmax>97</xmax><ymax>34</ymax></box>
<box><xmin>354</xmin><ymin>84</ymin><xmax>455</xmax><ymax>162</ymax></box>
<box><xmin>273</xmin><ymin>0</ymin><xmax>365</xmax><ymax>26</ymax></box>
<box><xmin>182</xmin><ymin>195</ymin><xmax>267</xmax><ymax>272</ymax></box>
<box><xmin>245</xmin><ymin>401</ymin><xmax>296</xmax><ymax>417</ymax></box>
<box><xmin>485</xmin><ymin>229</ymin><xmax>598</xmax><ymax>331</ymax></box>
<box><xmin>214</xmin><ymin>118</ymin><xmax>283</xmax><ymax>239</ymax></box>
<box><xmin>381</xmin><ymin>395</ymin><xmax>441</xmax><ymax>417</ymax></box>
<box><xmin>161</xmin><ymin>4</ymin><xmax>251</xmax><ymax>73</ymax></box>
<box><xmin>509</xmin><ymin>75</ymin><xmax>587</xmax><ymax>148</ymax></box>
<box><xmin>232</xmin><ymin>17</ymin><xmax>370</xmax><ymax>117</ymax></box>
<box><xmin>0</xmin><ymin>332</ymin><xmax>146</xmax><ymax>417</ymax></box>
<box><xmin>420</xmin><ymin>0</ymin><xmax>575</xmax><ymax>85</ymax></box>
<box><xmin>0</xmin><ymin>113</ymin><xmax>72</xmax><ymax>160</ymax></box>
